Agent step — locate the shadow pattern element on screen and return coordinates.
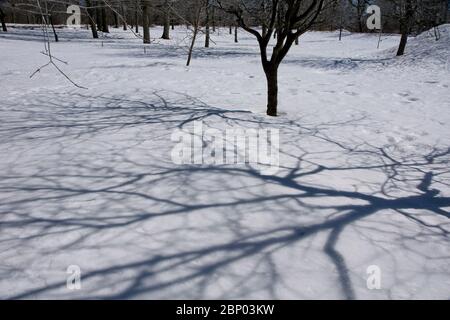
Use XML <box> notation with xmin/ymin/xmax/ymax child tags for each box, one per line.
<box><xmin>0</xmin><ymin>90</ymin><xmax>449</xmax><ymax>299</ymax></box>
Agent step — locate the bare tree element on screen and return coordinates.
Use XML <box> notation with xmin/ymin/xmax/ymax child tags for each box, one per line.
<box><xmin>30</xmin><ymin>0</ymin><xmax>86</xmax><ymax>89</ymax></box>
<box><xmin>85</xmin><ymin>0</ymin><xmax>99</xmax><ymax>38</ymax></box>
<box><xmin>219</xmin><ymin>0</ymin><xmax>325</xmax><ymax>116</ymax></box>
<box><xmin>48</xmin><ymin>11</ymin><xmax>58</xmax><ymax>41</ymax></box>
<box><xmin>120</xmin><ymin>1</ymin><xmax>127</xmax><ymax>30</ymax></box>
<box><xmin>135</xmin><ymin>0</ymin><xmax>139</xmax><ymax>33</ymax></box>
<box><xmin>385</xmin><ymin>0</ymin><xmax>442</xmax><ymax>56</ymax></box>
<box><xmin>161</xmin><ymin>0</ymin><xmax>171</xmax><ymax>39</ymax></box>
<box><xmin>0</xmin><ymin>5</ymin><xmax>7</xmax><ymax>31</ymax></box>
<box><xmin>205</xmin><ymin>0</ymin><xmax>210</xmax><ymax>47</ymax></box>
<box><xmin>186</xmin><ymin>0</ymin><xmax>206</xmax><ymax>66</ymax></box>
<box><xmin>142</xmin><ymin>0</ymin><xmax>150</xmax><ymax>43</ymax></box>
<box><xmin>396</xmin><ymin>0</ymin><xmax>415</xmax><ymax>56</ymax></box>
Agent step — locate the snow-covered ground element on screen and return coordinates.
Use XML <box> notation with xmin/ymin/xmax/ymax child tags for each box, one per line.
<box><xmin>0</xmin><ymin>24</ymin><xmax>449</xmax><ymax>299</ymax></box>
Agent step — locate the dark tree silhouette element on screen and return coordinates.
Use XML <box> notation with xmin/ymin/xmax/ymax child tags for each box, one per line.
<box><xmin>161</xmin><ymin>0</ymin><xmax>171</xmax><ymax>39</ymax></box>
<box><xmin>219</xmin><ymin>0</ymin><xmax>325</xmax><ymax>116</ymax></box>
<box><xmin>142</xmin><ymin>0</ymin><xmax>150</xmax><ymax>43</ymax></box>
<box><xmin>0</xmin><ymin>6</ymin><xmax>7</xmax><ymax>32</ymax></box>
<box><xmin>396</xmin><ymin>0</ymin><xmax>415</xmax><ymax>56</ymax></box>
<box><xmin>86</xmin><ymin>0</ymin><xmax>99</xmax><ymax>39</ymax></box>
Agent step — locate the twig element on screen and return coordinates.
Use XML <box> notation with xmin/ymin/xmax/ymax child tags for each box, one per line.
<box><xmin>30</xmin><ymin>0</ymin><xmax>87</xmax><ymax>89</ymax></box>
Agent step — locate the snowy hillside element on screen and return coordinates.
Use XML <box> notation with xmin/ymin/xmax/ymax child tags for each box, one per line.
<box><xmin>385</xmin><ymin>24</ymin><xmax>450</xmax><ymax>68</ymax></box>
<box><xmin>0</xmin><ymin>25</ymin><xmax>449</xmax><ymax>299</ymax></box>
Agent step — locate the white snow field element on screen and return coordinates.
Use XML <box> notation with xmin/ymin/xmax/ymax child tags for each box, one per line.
<box><xmin>0</xmin><ymin>24</ymin><xmax>449</xmax><ymax>299</ymax></box>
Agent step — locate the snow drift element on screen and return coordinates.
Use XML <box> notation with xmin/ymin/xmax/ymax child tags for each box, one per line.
<box><xmin>387</xmin><ymin>24</ymin><xmax>450</xmax><ymax>69</ymax></box>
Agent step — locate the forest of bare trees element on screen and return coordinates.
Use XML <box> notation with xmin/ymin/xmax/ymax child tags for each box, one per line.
<box><xmin>0</xmin><ymin>0</ymin><xmax>448</xmax><ymax>115</ymax></box>
<box><xmin>0</xmin><ymin>0</ymin><xmax>447</xmax><ymax>33</ymax></box>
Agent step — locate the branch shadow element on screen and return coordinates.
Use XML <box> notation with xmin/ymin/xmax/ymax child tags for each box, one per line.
<box><xmin>0</xmin><ymin>90</ymin><xmax>449</xmax><ymax>299</ymax></box>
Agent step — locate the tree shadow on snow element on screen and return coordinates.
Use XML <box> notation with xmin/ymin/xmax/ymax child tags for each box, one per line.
<box><xmin>0</xmin><ymin>91</ymin><xmax>449</xmax><ymax>299</ymax></box>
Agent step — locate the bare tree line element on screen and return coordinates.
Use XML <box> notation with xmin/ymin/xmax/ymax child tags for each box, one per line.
<box><xmin>0</xmin><ymin>0</ymin><xmax>448</xmax><ymax>116</ymax></box>
<box><xmin>1</xmin><ymin>1</ymin><xmax>447</xmax><ymax>33</ymax></box>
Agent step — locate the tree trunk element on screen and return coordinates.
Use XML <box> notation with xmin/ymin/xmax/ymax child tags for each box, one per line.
<box><xmin>12</xmin><ymin>5</ymin><xmax>16</xmax><ymax>23</ymax></box>
<box><xmin>229</xmin><ymin>25</ymin><xmax>232</xmax><ymax>34</ymax></box>
<box><xmin>49</xmin><ymin>14</ymin><xmax>58</xmax><ymax>42</ymax></box>
<box><xmin>234</xmin><ymin>25</ymin><xmax>238</xmax><ymax>43</ymax></box>
<box><xmin>113</xmin><ymin>12</ymin><xmax>119</xmax><ymax>28</ymax></box>
<box><xmin>0</xmin><ymin>8</ymin><xmax>7</xmax><ymax>32</ymax></box>
<box><xmin>186</xmin><ymin>26</ymin><xmax>198</xmax><ymax>66</ymax></box>
<box><xmin>121</xmin><ymin>3</ymin><xmax>127</xmax><ymax>30</ymax></box>
<box><xmin>396</xmin><ymin>0</ymin><xmax>413</xmax><ymax>56</ymax></box>
<box><xmin>186</xmin><ymin>5</ymin><xmax>202</xmax><ymax>66</ymax></box>
<box><xmin>95</xmin><ymin>2</ymin><xmax>101</xmax><ymax>30</ymax></box>
<box><xmin>142</xmin><ymin>1</ymin><xmax>150</xmax><ymax>44</ymax></box>
<box><xmin>205</xmin><ymin>4</ymin><xmax>210</xmax><ymax>47</ymax></box>
<box><xmin>396</xmin><ymin>31</ymin><xmax>408</xmax><ymax>56</ymax></box>
<box><xmin>265</xmin><ymin>67</ymin><xmax>278</xmax><ymax>116</ymax></box>
<box><xmin>135</xmin><ymin>0</ymin><xmax>139</xmax><ymax>33</ymax></box>
<box><xmin>212</xmin><ymin>7</ymin><xmax>215</xmax><ymax>32</ymax></box>
<box><xmin>101</xmin><ymin>7</ymin><xmax>109</xmax><ymax>33</ymax></box>
<box><xmin>86</xmin><ymin>0</ymin><xmax>99</xmax><ymax>38</ymax></box>
<box><xmin>161</xmin><ymin>0</ymin><xmax>170</xmax><ymax>39</ymax></box>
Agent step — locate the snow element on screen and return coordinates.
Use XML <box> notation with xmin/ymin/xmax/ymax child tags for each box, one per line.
<box><xmin>0</xmin><ymin>24</ymin><xmax>449</xmax><ymax>299</ymax></box>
